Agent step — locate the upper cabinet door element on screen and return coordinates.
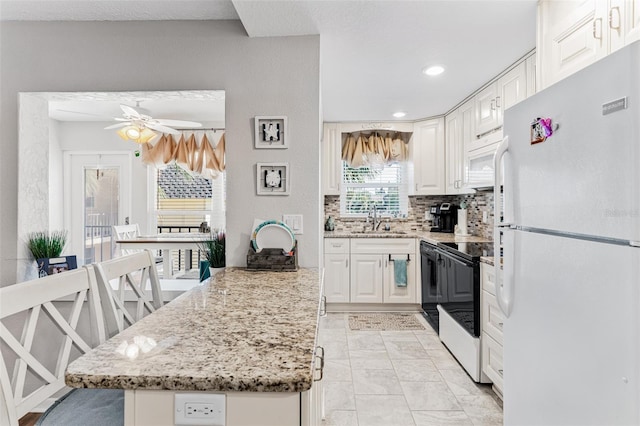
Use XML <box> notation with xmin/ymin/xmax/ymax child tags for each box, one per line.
<box><xmin>412</xmin><ymin>118</ymin><xmax>445</xmax><ymax>195</ymax></box>
<box><xmin>538</xmin><ymin>0</ymin><xmax>608</xmax><ymax>89</ymax></box>
<box><xmin>474</xmin><ymin>82</ymin><xmax>500</xmax><ymax>137</ymax></box>
<box><xmin>624</xmin><ymin>0</ymin><xmax>640</xmax><ymax>45</ymax></box>
<box><xmin>497</xmin><ymin>62</ymin><xmax>527</xmax><ymax>123</ymax></box>
<box><xmin>322</xmin><ymin>123</ymin><xmax>341</xmax><ymax>195</ymax></box>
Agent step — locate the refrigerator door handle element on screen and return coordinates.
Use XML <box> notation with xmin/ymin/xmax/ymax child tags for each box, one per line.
<box><xmin>494</xmin><ymin>135</ymin><xmax>513</xmax><ymax>317</ymax></box>
<box><xmin>496</xmin><ymin>228</ymin><xmax>514</xmax><ymax>317</ymax></box>
<box><xmin>494</xmin><ymin>135</ymin><xmax>511</xmax><ymax>227</ymax></box>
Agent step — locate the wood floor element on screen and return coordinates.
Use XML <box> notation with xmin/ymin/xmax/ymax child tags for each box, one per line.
<box><xmin>18</xmin><ymin>412</ymin><xmax>41</xmax><ymax>426</ymax></box>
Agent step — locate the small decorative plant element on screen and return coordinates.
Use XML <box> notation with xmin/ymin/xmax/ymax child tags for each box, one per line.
<box><xmin>198</xmin><ymin>229</ymin><xmax>225</xmax><ymax>268</ymax></box>
<box><xmin>26</xmin><ymin>230</ymin><xmax>68</xmax><ymax>260</ymax></box>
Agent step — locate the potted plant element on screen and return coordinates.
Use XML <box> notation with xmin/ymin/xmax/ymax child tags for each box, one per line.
<box><xmin>26</xmin><ymin>230</ymin><xmax>77</xmax><ymax>277</ymax></box>
<box><xmin>197</xmin><ymin>229</ymin><xmax>225</xmax><ymax>280</ymax></box>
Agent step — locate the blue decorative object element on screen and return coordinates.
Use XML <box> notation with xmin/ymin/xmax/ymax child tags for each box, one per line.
<box><xmin>199</xmin><ymin>260</ymin><xmax>210</xmax><ymax>282</ymax></box>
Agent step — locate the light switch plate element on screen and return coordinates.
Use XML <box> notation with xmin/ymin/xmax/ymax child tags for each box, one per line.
<box><xmin>282</xmin><ymin>214</ymin><xmax>303</xmax><ymax>234</ymax></box>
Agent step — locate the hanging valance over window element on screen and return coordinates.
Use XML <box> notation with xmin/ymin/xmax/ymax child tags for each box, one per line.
<box><xmin>141</xmin><ymin>132</ymin><xmax>225</xmax><ymax>179</ymax></box>
<box><xmin>341</xmin><ymin>132</ymin><xmax>409</xmax><ymax>168</ymax></box>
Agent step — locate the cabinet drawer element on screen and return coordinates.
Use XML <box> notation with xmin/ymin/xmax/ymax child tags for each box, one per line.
<box><xmin>482</xmin><ymin>290</ymin><xmax>505</xmax><ymax>344</ymax></box>
<box><xmin>481</xmin><ymin>263</ymin><xmax>496</xmax><ymax>295</ymax></box>
<box><xmin>350</xmin><ymin>238</ymin><xmax>415</xmax><ymax>255</ymax></box>
<box><xmin>482</xmin><ymin>332</ymin><xmax>503</xmax><ymax>392</ymax></box>
<box><xmin>324</xmin><ymin>238</ymin><xmax>350</xmax><ymax>254</ymax></box>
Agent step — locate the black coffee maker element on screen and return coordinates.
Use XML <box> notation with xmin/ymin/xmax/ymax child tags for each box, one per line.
<box><xmin>430</xmin><ymin>203</ymin><xmax>457</xmax><ymax>233</ymax></box>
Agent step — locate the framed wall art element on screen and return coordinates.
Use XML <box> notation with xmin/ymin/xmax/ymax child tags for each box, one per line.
<box><xmin>256</xmin><ymin>163</ymin><xmax>290</xmax><ymax>195</ymax></box>
<box><xmin>255</xmin><ymin>116</ymin><xmax>288</xmax><ymax>148</ymax></box>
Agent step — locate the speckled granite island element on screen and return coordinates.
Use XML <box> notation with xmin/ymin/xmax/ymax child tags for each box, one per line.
<box><xmin>65</xmin><ymin>267</ymin><xmax>324</xmax><ymax>426</ymax></box>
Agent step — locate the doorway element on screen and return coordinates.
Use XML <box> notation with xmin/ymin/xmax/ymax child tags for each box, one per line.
<box><xmin>64</xmin><ymin>152</ymin><xmax>131</xmax><ymax>265</ymax></box>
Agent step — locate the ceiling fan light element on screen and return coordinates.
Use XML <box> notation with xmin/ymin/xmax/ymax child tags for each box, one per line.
<box><xmin>135</xmin><ymin>127</ymin><xmax>157</xmax><ymax>144</ymax></box>
<box><xmin>125</xmin><ymin>126</ymin><xmax>141</xmax><ymax>139</ymax></box>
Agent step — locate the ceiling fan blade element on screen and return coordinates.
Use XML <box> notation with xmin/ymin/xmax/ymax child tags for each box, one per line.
<box><xmin>114</xmin><ymin>117</ymin><xmax>131</xmax><ymax>122</ymax></box>
<box><xmin>104</xmin><ymin>122</ymin><xmax>131</xmax><ymax>130</ymax></box>
<box><xmin>154</xmin><ymin>119</ymin><xmax>202</xmax><ymax>128</ymax></box>
<box><xmin>120</xmin><ymin>104</ymin><xmax>142</xmax><ymax>119</ymax></box>
<box><xmin>145</xmin><ymin>123</ymin><xmax>181</xmax><ymax>135</ymax></box>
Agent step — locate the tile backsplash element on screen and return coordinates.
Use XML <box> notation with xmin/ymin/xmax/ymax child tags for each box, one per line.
<box><xmin>324</xmin><ymin>190</ymin><xmax>495</xmax><ymax>240</ymax></box>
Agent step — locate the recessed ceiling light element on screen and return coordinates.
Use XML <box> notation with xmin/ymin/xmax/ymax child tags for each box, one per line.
<box><xmin>393</xmin><ymin>111</ymin><xmax>406</xmax><ymax>118</ymax></box>
<box><xmin>423</xmin><ymin>65</ymin><xmax>445</xmax><ymax>76</ymax></box>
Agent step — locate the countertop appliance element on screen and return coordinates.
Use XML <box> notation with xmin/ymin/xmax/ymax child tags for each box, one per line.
<box><xmin>495</xmin><ymin>41</ymin><xmax>640</xmax><ymax>425</ymax></box>
<box><xmin>420</xmin><ymin>239</ymin><xmax>493</xmax><ymax>382</ymax></box>
<box><xmin>429</xmin><ymin>203</ymin><xmax>457</xmax><ymax>233</ymax></box>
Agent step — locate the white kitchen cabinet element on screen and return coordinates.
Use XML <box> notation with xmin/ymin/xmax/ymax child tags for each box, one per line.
<box><xmin>525</xmin><ymin>52</ymin><xmax>537</xmax><ymax>98</ymax></box>
<box><xmin>322</xmin><ymin>123</ymin><xmax>341</xmax><ymax>195</ymax></box>
<box><xmin>538</xmin><ymin>0</ymin><xmax>640</xmax><ymax>90</ymax></box>
<box><xmin>473</xmin><ymin>61</ymin><xmax>527</xmax><ymax>141</ymax></box>
<box><xmin>445</xmin><ymin>99</ymin><xmax>475</xmax><ymax>194</ymax></box>
<box><xmin>474</xmin><ymin>83</ymin><xmax>500</xmax><ymax>138</ymax></box>
<box><xmin>411</xmin><ymin>117</ymin><xmax>445</xmax><ymax>195</ymax></box>
<box><xmin>324</xmin><ymin>239</ymin><xmax>350</xmax><ymax>303</ymax></box>
<box><xmin>350</xmin><ymin>254</ymin><xmax>385</xmax><ymax>303</ymax></box>
<box><xmin>350</xmin><ymin>238</ymin><xmax>417</xmax><ymax>304</ymax></box>
<box><xmin>481</xmin><ymin>262</ymin><xmax>504</xmax><ymax>396</ymax></box>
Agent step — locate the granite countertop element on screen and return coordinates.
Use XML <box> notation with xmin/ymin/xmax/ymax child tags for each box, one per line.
<box><xmin>324</xmin><ymin>230</ymin><xmax>491</xmax><ymax>244</ymax></box>
<box><xmin>66</xmin><ymin>267</ymin><xmax>322</xmax><ymax>393</ymax></box>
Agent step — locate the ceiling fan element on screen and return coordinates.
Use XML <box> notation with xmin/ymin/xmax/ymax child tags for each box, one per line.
<box><xmin>105</xmin><ymin>104</ymin><xmax>202</xmax><ymax>142</ymax></box>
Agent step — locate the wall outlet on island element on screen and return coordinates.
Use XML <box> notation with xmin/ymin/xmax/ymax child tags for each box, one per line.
<box><xmin>175</xmin><ymin>393</ymin><xmax>225</xmax><ymax>425</ymax></box>
<box><xmin>482</xmin><ymin>210</ymin><xmax>489</xmax><ymax>223</ymax></box>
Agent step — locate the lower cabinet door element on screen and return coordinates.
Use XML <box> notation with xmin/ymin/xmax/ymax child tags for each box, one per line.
<box><xmin>323</xmin><ymin>253</ymin><xmax>350</xmax><ymax>303</ymax></box>
<box><xmin>482</xmin><ymin>332</ymin><xmax>504</xmax><ymax>393</ymax></box>
<box><xmin>350</xmin><ymin>254</ymin><xmax>383</xmax><ymax>303</ymax></box>
<box><xmin>383</xmin><ymin>256</ymin><xmax>416</xmax><ymax>303</ymax></box>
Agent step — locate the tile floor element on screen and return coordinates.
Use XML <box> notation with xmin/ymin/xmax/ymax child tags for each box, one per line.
<box><xmin>318</xmin><ymin>313</ymin><xmax>503</xmax><ymax>426</ymax></box>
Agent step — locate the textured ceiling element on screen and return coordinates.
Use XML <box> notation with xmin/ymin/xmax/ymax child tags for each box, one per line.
<box><xmin>4</xmin><ymin>0</ymin><xmax>537</xmax><ymax>123</ymax></box>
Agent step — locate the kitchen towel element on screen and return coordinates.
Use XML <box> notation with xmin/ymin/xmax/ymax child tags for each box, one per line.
<box><xmin>393</xmin><ymin>259</ymin><xmax>407</xmax><ymax>287</ymax></box>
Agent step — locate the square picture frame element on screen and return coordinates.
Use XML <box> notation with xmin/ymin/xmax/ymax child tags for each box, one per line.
<box><xmin>256</xmin><ymin>162</ymin><xmax>290</xmax><ymax>195</ymax></box>
<box><xmin>255</xmin><ymin>116</ymin><xmax>288</xmax><ymax>149</ymax></box>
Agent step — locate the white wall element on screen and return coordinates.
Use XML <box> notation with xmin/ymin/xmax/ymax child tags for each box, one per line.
<box><xmin>0</xmin><ymin>20</ymin><xmax>321</xmax><ymax>285</ymax></box>
<box><xmin>48</xmin><ymin>119</ymin><xmax>64</xmax><ymax>231</ymax></box>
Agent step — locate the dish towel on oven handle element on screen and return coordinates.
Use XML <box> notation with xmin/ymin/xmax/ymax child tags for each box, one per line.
<box><xmin>393</xmin><ymin>259</ymin><xmax>407</xmax><ymax>287</ymax></box>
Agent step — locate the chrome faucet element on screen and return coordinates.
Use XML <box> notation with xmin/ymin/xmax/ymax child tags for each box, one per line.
<box><xmin>369</xmin><ymin>204</ymin><xmax>382</xmax><ymax>231</ymax></box>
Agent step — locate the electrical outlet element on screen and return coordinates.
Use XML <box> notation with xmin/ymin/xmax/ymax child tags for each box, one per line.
<box><xmin>175</xmin><ymin>393</ymin><xmax>225</xmax><ymax>426</ymax></box>
<box><xmin>482</xmin><ymin>210</ymin><xmax>489</xmax><ymax>223</ymax></box>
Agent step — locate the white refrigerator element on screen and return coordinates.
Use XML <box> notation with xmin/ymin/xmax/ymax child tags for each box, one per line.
<box><xmin>494</xmin><ymin>41</ymin><xmax>640</xmax><ymax>425</ymax></box>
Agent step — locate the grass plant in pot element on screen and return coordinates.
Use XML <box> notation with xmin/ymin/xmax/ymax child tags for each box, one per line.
<box><xmin>26</xmin><ymin>230</ymin><xmax>76</xmax><ymax>277</ymax></box>
<box><xmin>197</xmin><ymin>229</ymin><xmax>226</xmax><ymax>281</ymax></box>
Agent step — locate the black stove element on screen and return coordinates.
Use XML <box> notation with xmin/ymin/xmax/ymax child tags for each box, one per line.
<box><xmin>438</xmin><ymin>242</ymin><xmax>493</xmax><ymax>261</ymax></box>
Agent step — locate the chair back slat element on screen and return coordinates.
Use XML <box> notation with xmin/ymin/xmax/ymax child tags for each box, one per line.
<box><xmin>112</xmin><ymin>224</ymin><xmax>141</xmax><ymax>256</ymax></box>
<box><xmin>93</xmin><ymin>250</ymin><xmax>162</xmax><ymax>338</ymax></box>
<box><xmin>0</xmin><ymin>266</ymin><xmax>105</xmax><ymax>426</ymax></box>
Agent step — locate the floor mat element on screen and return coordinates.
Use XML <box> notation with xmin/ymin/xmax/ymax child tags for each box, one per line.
<box><xmin>348</xmin><ymin>313</ymin><xmax>425</xmax><ymax>331</ymax></box>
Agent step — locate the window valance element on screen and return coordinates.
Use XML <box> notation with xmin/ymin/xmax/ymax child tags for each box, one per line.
<box><xmin>142</xmin><ymin>132</ymin><xmax>225</xmax><ymax>179</ymax></box>
<box><xmin>341</xmin><ymin>133</ymin><xmax>409</xmax><ymax>168</ymax></box>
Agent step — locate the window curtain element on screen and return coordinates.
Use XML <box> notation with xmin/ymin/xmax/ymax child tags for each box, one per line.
<box><xmin>341</xmin><ymin>132</ymin><xmax>408</xmax><ymax>168</ymax></box>
<box><xmin>141</xmin><ymin>132</ymin><xmax>225</xmax><ymax>179</ymax></box>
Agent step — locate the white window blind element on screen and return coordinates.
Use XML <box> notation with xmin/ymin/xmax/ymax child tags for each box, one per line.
<box><xmin>340</xmin><ymin>161</ymin><xmax>409</xmax><ymax>217</ymax></box>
